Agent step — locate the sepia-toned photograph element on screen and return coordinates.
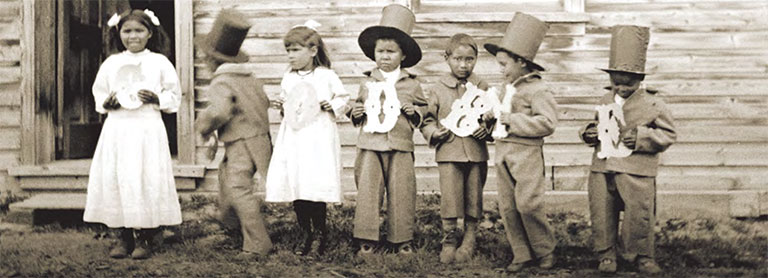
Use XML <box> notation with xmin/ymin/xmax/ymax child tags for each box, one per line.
<box><xmin>0</xmin><ymin>0</ymin><xmax>766</xmax><ymax>277</ymax></box>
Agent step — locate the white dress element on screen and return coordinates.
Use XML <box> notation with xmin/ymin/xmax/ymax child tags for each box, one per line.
<box><xmin>83</xmin><ymin>50</ymin><xmax>183</xmax><ymax>228</ymax></box>
<box><xmin>265</xmin><ymin>67</ymin><xmax>349</xmax><ymax>203</ymax></box>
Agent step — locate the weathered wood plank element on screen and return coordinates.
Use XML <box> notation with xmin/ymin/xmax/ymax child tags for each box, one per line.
<box><xmin>0</xmin><ymin>41</ymin><xmax>20</xmax><ymax>64</ymax></box>
<box><xmin>0</xmin><ymin>151</ymin><xmax>19</xmax><ymax>169</ymax></box>
<box><xmin>0</xmin><ymin>127</ymin><xmax>20</xmax><ymax>150</ymax></box>
<box><xmin>0</xmin><ymin>106</ymin><xmax>19</xmax><ymax>127</ymax></box>
<box><xmin>0</xmin><ymin>1</ymin><xmax>19</xmax><ymax>18</ymax></box>
<box><xmin>194</xmin><ymin>0</ymin><xmax>401</xmax><ymax>11</ymax></box>
<box><xmin>176</xmin><ymin>0</ymin><xmax>195</xmax><ymax>165</ymax></box>
<box><xmin>416</xmin><ymin>0</ymin><xmax>565</xmax><ymax>13</ymax></box>
<box><xmin>586</xmin><ymin>0</ymin><xmax>768</xmax><ymax>12</ymax></box>
<box><xmin>0</xmin><ymin>82</ymin><xmax>20</xmax><ymax>106</ymax></box>
<box><xmin>0</xmin><ymin>66</ymin><xmax>20</xmax><ymax>85</ymax></box>
<box><xmin>0</xmin><ymin>18</ymin><xmax>19</xmax><ymax>41</ymax></box>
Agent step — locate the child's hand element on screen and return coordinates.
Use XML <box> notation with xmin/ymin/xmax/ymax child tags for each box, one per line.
<box><xmin>319</xmin><ymin>100</ymin><xmax>333</xmax><ymax>112</ymax></box>
<box><xmin>103</xmin><ymin>92</ymin><xmax>121</xmax><ymax>110</ymax></box>
<box><xmin>499</xmin><ymin>112</ymin><xmax>511</xmax><ymax>125</ymax></box>
<box><xmin>471</xmin><ymin>126</ymin><xmax>489</xmax><ymax>140</ymax></box>
<box><xmin>270</xmin><ymin>98</ymin><xmax>284</xmax><ymax>110</ymax></box>
<box><xmin>621</xmin><ymin>128</ymin><xmax>637</xmax><ymax>149</ymax></box>
<box><xmin>350</xmin><ymin>104</ymin><xmax>366</xmax><ymax>119</ymax></box>
<box><xmin>582</xmin><ymin>124</ymin><xmax>599</xmax><ymax>144</ymax></box>
<box><xmin>432</xmin><ymin>127</ymin><xmax>452</xmax><ymax>144</ymax></box>
<box><xmin>138</xmin><ymin>90</ymin><xmax>159</xmax><ymax>104</ymax></box>
<box><xmin>480</xmin><ymin>110</ymin><xmax>496</xmax><ymax>123</ymax></box>
<box><xmin>401</xmin><ymin>103</ymin><xmax>416</xmax><ymax>116</ymax></box>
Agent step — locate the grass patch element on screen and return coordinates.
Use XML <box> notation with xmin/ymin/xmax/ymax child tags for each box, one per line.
<box><xmin>1</xmin><ymin>194</ymin><xmax>767</xmax><ymax>277</ymax></box>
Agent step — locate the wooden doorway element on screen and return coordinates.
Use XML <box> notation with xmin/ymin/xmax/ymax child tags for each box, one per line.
<box><xmin>55</xmin><ymin>0</ymin><xmax>176</xmax><ymax>159</ymax></box>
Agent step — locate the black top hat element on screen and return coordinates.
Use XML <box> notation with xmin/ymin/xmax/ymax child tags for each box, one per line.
<box><xmin>599</xmin><ymin>25</ymin><xmax>650</xmax><ymax>75</ymax></box>
<box><xmin>358</xmin><ymin>4</ymin><xmax>422</xmax><ymax>68</ymax></box>
<box><xmin>483</xmin><ymin>12</ymin><xmax>548</xmax><ymax>71</ymax></box>
<box><xmin>195</xmin><ymin>9</ymin><xmax>251</xmax><ymax>63</ymax></box>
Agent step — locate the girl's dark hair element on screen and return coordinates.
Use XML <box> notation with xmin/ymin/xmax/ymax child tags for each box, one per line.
<box><xmin>501</xmin><ymin>49</ymin><xmax>537</xmax><ymax>72</ymax></box>
<box><xmin>284</xmin><ymin>26</ymin><xmax>331</xmax><ymax>68</ymax></box>
<box><xmin>106</xmin><ymin>9</ymin><xmax>171</xmax><ymax>58</ymax></box>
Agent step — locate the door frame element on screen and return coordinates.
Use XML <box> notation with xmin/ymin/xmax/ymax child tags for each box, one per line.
<box><xmin>20</xmin><ymin>0</ymin><xmax>196</xmax><ymax>165</ymax></box>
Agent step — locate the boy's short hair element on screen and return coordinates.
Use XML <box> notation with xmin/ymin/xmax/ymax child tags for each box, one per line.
<box><xmin>445</xmin><ymin>33</ymin><xmax>478</xmax><ymax>56</ymax></box>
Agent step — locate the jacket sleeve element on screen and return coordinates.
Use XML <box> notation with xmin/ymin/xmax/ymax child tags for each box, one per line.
<box><xmin>155</xmin><ymin>56</ymin><xmax>182</xmax><ymax>113</ymax></box>
<box><xmin>502</xmin><ymin>88</ymin><xmax>558</xmax><ymax>137</ymax></box>
<box><xmin>634</xmin><ymin>103</ymin><xmax>676</xmax><ymax>153</ymax></box>
<box><xmin>347</xmin><ymin>82</ymin><xmax>367</xmax><ymax>126</ymax></box>
<box><xmin>409</xmin><ymin>83</ymin><xmax>428</xmax><ymax>128</ymax></box>
<box><xmin>420</xmin><ymin>88</ymin><xmax>441</xmax><ymax>148</ymax></box>
<box><xmin>195</xmin><ymin>81</ymin><xmax>235</xmax><ymax>138</ymax></box>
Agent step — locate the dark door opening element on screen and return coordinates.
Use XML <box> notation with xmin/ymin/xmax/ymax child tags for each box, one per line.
<box><xmin>56</xmin><ymin>0</ymin><xmax>177</xmax><ymax>159</ymax></box>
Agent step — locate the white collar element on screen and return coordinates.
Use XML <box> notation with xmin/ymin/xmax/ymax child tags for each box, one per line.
<box><xmin>380</xmin><ymin>67</ymin><xmax>401</xmax><ymax>84</ymax></box>
<box><xmin>614</xmin><ymin>93</ymin><xmax>627</xmax><ymax>106</ymax></box>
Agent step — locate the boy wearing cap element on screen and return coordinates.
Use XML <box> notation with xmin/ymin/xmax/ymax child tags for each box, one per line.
<box><xmin>482</xmin><ymin>12</ymin><xmax>557</xmax><ymax>272</ymax></box>
<box><xmin>420</xmin><ymin>33</ymin><xmax>492</xmax><ymax>264</ymax></box>
<box><xmin>580</xmin><ymin>25</ymin><xmax>676</xmax><ymax>275</ymax></box>
<box><xmin>348</xmin><ymin>4</ymin><xmax>427</xmax><ymax>256</ymax></box>
<box><xmin>195</xmin><ymin>10</ymin><xmax>273</xmax><ymax>258</ymax></box>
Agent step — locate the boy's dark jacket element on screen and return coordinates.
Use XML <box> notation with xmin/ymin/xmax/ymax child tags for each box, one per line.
<box><xmin>421</xmin><ymin>73</ymin><xmax>491</xmax><ymax>162</ymax></box>
<box><xmin>196</xmin><ymin>64</ymin><xmax>271</xmax><ymax>142</ymax></box>
<box><xmin>349</xmin><ymin>68</ymin><xmax>427</xmax><ymax>152</ymax></box>
<box><xmin>580</xmin><ymin>87</ymin><xmax>677</xmax><ymax>177</ymax></box>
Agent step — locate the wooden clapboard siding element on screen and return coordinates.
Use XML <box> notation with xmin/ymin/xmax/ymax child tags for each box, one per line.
<box><xmin>187</xmin><ymin>0</ymin><xmax>768</xmax><ymax>216</ymax></box>
<box><xmin>0</xmin><ymin>0</ymin><xmax>22</xmax><ymax>192</ymax></box>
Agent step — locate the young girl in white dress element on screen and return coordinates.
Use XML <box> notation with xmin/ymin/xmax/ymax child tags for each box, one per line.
<box><xmin>83</xmin><ymin>9</ymin><xmax>182</xmax><ymax>260</ymax></box>
<box><xmin>265</xmin><ymin>20</ymin><xmax>348</xmax><ymax>256</ymax></box>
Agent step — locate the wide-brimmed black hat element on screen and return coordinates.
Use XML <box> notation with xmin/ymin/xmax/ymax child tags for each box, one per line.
<box><xmin>358</xmin><ymin>4</ymin><xmax>422</xmax><ymax>68</ymax></box>
<box><xmin>195</xmin><ymin>9</ymin><xmax>251</xmax><ymax>63</ymax></box>
<box><xmin>599</xmin><ymin>25</ymin><xmax>650</xmax><ymax>75</ymax></box>
<box><xmin>483</xmin><ymin>12</ymin><xmax>548</xmax><ymax>71</ymax></box>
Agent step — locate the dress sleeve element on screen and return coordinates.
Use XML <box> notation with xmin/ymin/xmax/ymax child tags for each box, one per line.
<box><xmin>92</xmin><ymin>58</ymin><xmax>112</xmax><ymax>114</ymax></box>
<box><xmin>327</xmin><ymin>70</ymin><xmax>350</xmax><ymax>117</ymax></box>
<box><xmin>155</xmin><ymin>55</ymin><xmax>182</xmax><ymax>113</ymax></box>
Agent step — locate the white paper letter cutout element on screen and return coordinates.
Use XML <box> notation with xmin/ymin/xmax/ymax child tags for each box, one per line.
<box><xmin>284</xmin><ymin>81</ymin><xmax>321</xmax><ymax>130</ymax></box>
<box><xmin>363</xmin><ymin>81</ymin><xmax>401</xmax><ymax>133</ymax></box>
<box><xmin>596</xmin><ymin>103</ymin><xmax>633</xmax><ymax>158</ymax></box>
<box><xmin>488</xmin><ymin>84</ymin><xmax>516</xmax><ymax>139</ymax></box>
<box><xmin>440</xmin><ymin>82</ymin><xmax>495</xmax><ymax>137</ymax></box>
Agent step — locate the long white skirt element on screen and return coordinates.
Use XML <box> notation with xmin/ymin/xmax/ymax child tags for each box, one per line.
<box><xmin>83</xmin><ymin>108</ymin><xmax>182</xmax><ymax>228</ymax></box>
<box><xmin>265</xmin><ymin>114</ymin><xmax>343</xmax><ymax>203</ymax></box>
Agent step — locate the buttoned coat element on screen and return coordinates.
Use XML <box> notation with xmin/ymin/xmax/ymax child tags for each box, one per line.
<box><xmin>580</xmin><ymin>88</ymin><xmax>677</xmax><ymax>177</ymax></box>
<box><xmin>349</xmin><ymin>68</ymin><xmax>427</xmax><ymax>152</ymax></box>
<box><xmin>421</xmin><ymin>73</ymin><xmax>491</xmax><ymax>162</ymax></box>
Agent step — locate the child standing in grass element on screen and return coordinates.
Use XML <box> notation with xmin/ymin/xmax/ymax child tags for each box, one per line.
<box><xmin>348</xmin><ymin>4</ymin><xmax>427</xmax><ymax>256</ymax></box>
<box><xmin>420</xmin><ymin>33</ymin><xmax>492</xmax><ymax>264</ymax></box>
<box><xmin>264</xmin><ymin>20</ymin><xmax>348</xmax><ymax>256</ymax></box>
<box><xmin>482</xmin><ymin>13</ymin><xmax>557</xmax><ymax>272</ymax></box>
<box><xmin>580</xmin><ymin>25</ymin><xmax>676</xmax><ymax>275</ymax></box>
<box><xmin>195</xmin><ymin>10</ymin><xmax>273</xmax><ymax>259</ymax></box>
<box><xmin>83</xmin><ymin>9</ymin><xmax>181</xmax><ymax>260</ymax></box>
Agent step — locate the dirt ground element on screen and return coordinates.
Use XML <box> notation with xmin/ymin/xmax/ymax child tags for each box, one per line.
<box><xmin>1</xmin><ymin>194</ymin><xmax>766</xmax><ymax>278</ymax></box>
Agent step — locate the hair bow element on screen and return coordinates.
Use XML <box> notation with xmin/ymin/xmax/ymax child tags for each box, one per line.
<box><xmin>143</xmin><ymin>9</ymin><xmax>161</xmax><ymax>26</ymax></box>
<box><xmin>107</xmin><ymin>13</ymin><xmax>120</xmax><ymax>27</ymax></box>
<box><xmin>292</xmin><ymin>19</ymin><xmax>322</xmax><ymax>31</ymax></box>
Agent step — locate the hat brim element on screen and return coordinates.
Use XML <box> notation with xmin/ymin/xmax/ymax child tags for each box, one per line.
<box><xmin>358</xmin><ymin>26</ymin><xmax>422</xmax><ymax>68</ymax></box>
<box><xmin>483</xmin><ymin>43</ymin><xmax>546</xmax><ymax>72</ymax></box>
<box><xmin>195</xmin><ymin>36</ymin><xmax>249</xmax><ymax>63</ymax></box>
<box><xmin>599</xmin><ymin>68</ymin><xmax>647</xmax><ymax>75</ymax></box>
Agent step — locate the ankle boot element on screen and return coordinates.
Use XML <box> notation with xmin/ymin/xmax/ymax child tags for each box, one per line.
<box><xmin>109</xmin><ymin>228</ymin><xmax>134</xmax><ymax>259</ymax></box>
<box><xmin>454</xmin><ymin>221</ymin><xmax>477</xmax><ymax>263</ymax></box>
<box><xmin>439</xmin><ymin>228</ymin><xmax>459</xmax><ymax>264</ymax></box>
<box><xmin>296</xmin><ymin>229</ymin><xmax>313</xmax><ymax>256</ymax></box>
<box><xmin>131</xmin><ymin>229</ymin><xmax>157</xmax><ymax>260</ymax></box>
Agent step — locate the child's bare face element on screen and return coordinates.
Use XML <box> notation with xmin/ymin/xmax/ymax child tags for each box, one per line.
<box><xmin>285</xmin><ymin>43</ymin><xmax>317</xmax><ymax>71</ymax></box>
<box><xmin>120</xmin><ymin>20</ymin><xmax>152</xmax><ymax>53</ymax></box>
<box><xmin>495</xmin><ymin>51</ymin><xmax>526</xmax><ymax>83</ymax></box>
<box><xmin>446</xmin><ymin>45</ymin><xmax>477</xmax><ymax>79</ymax></box>
<box><xmin>374</xmin><ymin>39</ymin><xmax>405</xmax><ymax>72</ymax></box>
<box><xmin>609</xmin><ymin>72</ymin><xmax>643</xmax><ymax>99</ymax></box>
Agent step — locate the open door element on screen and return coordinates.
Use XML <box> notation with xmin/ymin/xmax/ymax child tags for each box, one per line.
<box><xmin>55</xmin><ymin>0</ymin><xmax>177</xmax><ymax>159</ymax></box>
<box><xmin>56</xmin><ymin>0</ymin><xmax>103</xmax><ymax>159</ymax></box>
